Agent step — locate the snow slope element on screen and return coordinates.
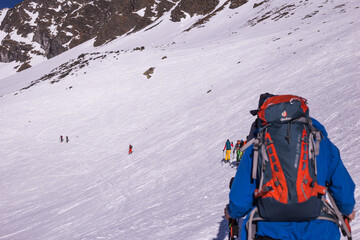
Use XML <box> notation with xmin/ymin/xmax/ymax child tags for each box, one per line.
<box><xmin>0</xmin><ymin>0</ymin><xmax>359</xmax><ymax>239</ymax></box>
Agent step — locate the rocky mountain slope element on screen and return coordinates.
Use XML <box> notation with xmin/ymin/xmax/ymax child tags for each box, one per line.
<box><xmin>0</xmin><ymin>0</ymin><xmax>248</xmax><ymax>71</ymax></box>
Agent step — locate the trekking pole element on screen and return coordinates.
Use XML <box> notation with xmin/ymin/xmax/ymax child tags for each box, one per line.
<box><xmin>327</xmin><ymin>191</ymin><xmax>352</xmax><ymax>240</ymax></box>
<box><xmin>228</xmin><ymin>219</ymin><xmax>233</xmax><ymax>240</ymax></box>
<box><xmin>228</xmin><ymin>218</ymin><xmax>239</xmax><ymax>240</ymax></box>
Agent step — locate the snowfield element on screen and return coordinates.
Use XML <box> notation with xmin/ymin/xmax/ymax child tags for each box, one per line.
<box><xmin>0</xmin><ymin>0</ymin><xmax>359</xmax><ymax>239</ymax></box>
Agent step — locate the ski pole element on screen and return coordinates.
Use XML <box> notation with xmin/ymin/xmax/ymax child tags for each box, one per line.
<box><xmin>228</xmin><ymin>219</ymin><xmax>232</xmax><ymax>240</ymax></box>
<box><xmin>228</xmin><ymin>218</ymin><xmax>239</xmax><ymax>240</ymax></box>
<box><xmin>344</xmin><ymin>218</ymin><xmax>352</xmax><ymax>240</ymax></box>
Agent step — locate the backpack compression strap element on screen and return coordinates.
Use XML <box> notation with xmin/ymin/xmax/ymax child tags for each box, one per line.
<box><xmin>297</xmin><ymin>128</ymin><xmax>326</xmax><ymax>202</ymax></box>
<box><xmin>296</xmin><ymin>117</ymin><xmax>323</xmax><ymax>177</ymax></box>
<box><xmin>254</xmin><ymin>132</ymin><xmax>289</xmax><ymax>203</ymax></box>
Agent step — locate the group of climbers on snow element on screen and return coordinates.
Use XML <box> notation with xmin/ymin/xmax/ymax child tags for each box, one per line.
<box><xmin>59</xmin><ymin>135</ymin><xmax>133</xmax><ymax>156</ymax></box>
<box><xmin>59</xmin><ymin>135</ymin><xmax>69</xmax><ymax>143</ymax></box>
<box><xmin>223</xmin><ymin>139</ymin><xmax>246</xmax><ymax>164</ymax></box>
<box><xmin>223</xmin><ymin>93</ymin><xmax>355</xmax><ymax>240</ymax></box>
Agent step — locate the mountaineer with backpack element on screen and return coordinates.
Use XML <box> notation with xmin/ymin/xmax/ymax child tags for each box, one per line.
<box><xmin>223</xmin><ymin>139</ymin><xmax>234</xmax><ymax>162</ymax></box>
<box><xmin>224</xmin><ymin>94</ymin><xmax>355</xmax><ymax>240</ymax></box>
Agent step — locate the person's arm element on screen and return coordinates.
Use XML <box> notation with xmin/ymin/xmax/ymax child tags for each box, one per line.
<box><xmin>227</xmin><ymin>146</ymin><xmax>256</xmax><ymax>219</ymax></box>
<box><xmin>326</xmin><ymin>138</ymin><xmax>356</xmax><ymax>216</ymax></box>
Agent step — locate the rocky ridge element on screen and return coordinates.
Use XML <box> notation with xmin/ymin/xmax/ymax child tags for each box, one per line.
<box><xmin>0</xmin><ymin>0</ymin><xmax>248</xmax><ymax>70</ymax></box>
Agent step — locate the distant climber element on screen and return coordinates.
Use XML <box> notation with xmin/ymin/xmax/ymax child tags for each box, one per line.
<box><xmin>66</xmin><ymin>136</ymin><xmax>69</xmax><ymax>143</ymax></box>
<box><xmin>233</xmin><ymin>140</ymin><xmax>244</xmax><ymax>163</ymax></box>
<box><xmin>60</xmin><ymin>135</ymin><xmax>63</xmax><ymax>142</ymax></box>
<box><xmin>128</xmin><ymin>145</ymin><xmax>133</xmax><ymax>154</ymax></box>
<box><xmin>223</xmin><ymin>139</ymin><xmax>233</xmax><ymax>162</ymax></box>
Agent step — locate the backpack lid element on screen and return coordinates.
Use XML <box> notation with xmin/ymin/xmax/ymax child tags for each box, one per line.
<box><xmin>258</xmin><ymin>95</ymin><xmax>308</xmax><ymax>125</ymax></box>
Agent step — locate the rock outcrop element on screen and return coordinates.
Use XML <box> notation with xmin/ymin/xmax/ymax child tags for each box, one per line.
<box><xmin>0</xmin><ymin>0</ymin><xmax>248</xmax><ymax>67</ymax></box>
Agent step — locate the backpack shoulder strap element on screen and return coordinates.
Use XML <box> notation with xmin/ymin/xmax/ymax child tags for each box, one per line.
<box><xmin>239</xmin><ymin>137</ymin><xmax>258</xmax><ymax>180</ymax></box>
<box><xmin>252</xmin><ymin>138</ymin><xmax>260</xmax><ymax>180</ymax></box>
<box><xmin>240</xmin><ymin>138</ymin><xmax>255</xmax><ymax>152</ymax></box>
<box><xmin>240</xmin><ymin>125</ymin><xmax>270</xmax><ymax>181</ymax></box>
<box><xmin>239</xmin><ymin>136</ymin><xmax>260</xmax><ymax>180</ymax></box>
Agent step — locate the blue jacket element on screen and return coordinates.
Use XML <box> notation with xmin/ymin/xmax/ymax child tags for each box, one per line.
<box><xmin>227</xmin><ymin>118</ymin><xmax>355</xmax><ymax>240</ymax></box>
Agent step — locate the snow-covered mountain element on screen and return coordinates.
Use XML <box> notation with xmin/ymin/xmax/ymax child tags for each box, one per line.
<box><xmin>0</xmin><ymin>0</ymin><xmax>359</xmax><ymax>239</ymax></box>
<box><xmin>0</xmin><ymin>0</ymin><xmax>247</xmax><ymax>72</ymax></box>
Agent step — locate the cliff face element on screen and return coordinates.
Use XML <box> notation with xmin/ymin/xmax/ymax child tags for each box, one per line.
<box><xmin>0</xmin><ymin>0</ymin><xmax>248</xmax><ymax>67</ymax></box>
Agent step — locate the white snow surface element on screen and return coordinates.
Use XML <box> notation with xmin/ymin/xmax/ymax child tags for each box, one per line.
<box><xmin>0</xmin><ymin>8</ymin><xmax>8</xmax><ymax>23</ymax></box>
<box><xmin>0</xmin><ymin>0</ymin><xmax>359</xmax><ymax>239</ymax></box>
<box><xmin>135</xmin><ymin>7</ymin><xmax>146</xmax><ymax>17</ymax></box>
<box><xmin>0</xmin><ymin>8</ymin><xmax>9</xmax><ymax>41</ymax></box>
<box><xmin>23</xmin><ymin>8</ymin><xmax>38</xmax><ymax>27</ymax></box>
